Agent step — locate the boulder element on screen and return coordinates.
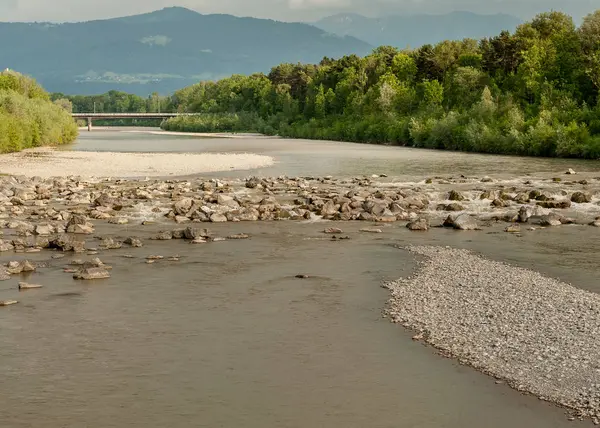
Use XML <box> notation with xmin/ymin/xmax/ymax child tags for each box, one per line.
<box><xmin>491</xmin><ymin>199</ymin><xmax>509</xmax><ymax>208</ymax></box>
<box><xmin>49</xmin><ymin>234</ymin><xmax>86</xmax><ymax>253</ymax></box>
<box><xmin>537</xmin><ymin>200</ymin><xmax>571</xmax><ymax>209</ymax></box>
<box><xmin>34</xmin><ymin>224</ymin><xmax>53</xmax><ymax>236</ymax></box>
<box><xmin>228</xmin><ymin>233</ymin><xmax>250</xmax><ymax>240</ymax></box>
<box><xmin>444</xmin><ymin>214</ymin><xmax>480</xmax><ymax>230</ymax></box>
<box><xmin>124</xmin><ymin>237</ymin><xmax>143</xmax><ymax>247</ymax></box>
<box><xmin>210</xmin><ymin>213</ymin><xmax>228</xmax><ymax>223</ymax></box>
<box><xmin>444</xmin><ymin>203</ymin><xmax>465</xmax><ymax>211</ymax></box>
<box><xmin>406</xmin><ymin>218</ymin><xmax>429</xmax><ymax>231</ymax></box>
<box><xmin>448</xmin><ymin>190</ymin><xmax>466</xmax><ymax>201</ymax></box>
<box><xmin>152</xmin><ymin>231</ymin><xmax>173</xmax><ymax>241</ymax></box>
<box><xmin>94</xmin><ymin>193</ymin><xmax>120</xmax><ymax>208</ymax></box>
<box><xmin>0</xmin><ymin>240</ymin><xmax>14</xmax><ymax>252</ymax></box>
<box><xmin>183</xmin><ymin>227</ymin><xmax>211</xmax><ymax>240</ymax></box>
<box><xmin>324</xmin><ymin>228</ymin><xmax>343</xmax><ymax>234</ymax></box>
<box><xmin>518</xmin><ymin>206</ymin><xmax>534</xmax><ymax>223</ymax></box>
<box><xmin>0</xmin><ymin>300</ymin><xmax>18</xmax><ymax>306</ymax></box>
<box><xmin>217</xmin><ymin>194</ymin><xmax>240</xmax><ymax>209</ymax></box>
<box><xmin>320</xmin><ymin>200</ymin><xmax>339</xmax><ymax>216</ymax></box>
<box><xmin>101</xmin><ymin>238</ymin><xmax>122</xmax><ymax>250</ymax></box>
<box><xmin>566</xmin><ymin>168</ymin><xmax>577</xmax><ymax>175</ymax></box>
<box><xmin>505</xmin><ymin>224</ymin><xmax>521</xmax><ymax>233</ymax></box>
<box><xmin>571</xmin><ymin>191</ymin><xmax>592</xmax><ymax>204</ymax></box>
<box><xmin>108</xmin><ymin>217</ymin><xmax>129</xmax><ymax>225</ymax></box>
<box><xmin>18</xmin><ymin>282</ymin><xmax>43</xmax><ymax>290</ymax></box>
<box><xmin>173</xmin><ymin>198</ymin><xmax>194</xmax><ymax>215</ymax></box>
<box><xmin>73</xmin><ymin>267</ymin><xmax>111</xmax><ymax>280</ymax></box>
<box><xmin>67</xmin><ymin>223</ymin><xmax>95</xmax><ymax>234</ymax></box>
<box><xmin>539</xmin><ymin>213</ymin><xmax>564</xmax><ymax>227</ymax></box>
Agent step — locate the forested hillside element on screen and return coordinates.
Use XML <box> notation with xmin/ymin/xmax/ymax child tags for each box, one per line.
<box><xmin>162</xmin><ymin>11</ymin><xmax>600</xmax><ymax>159</ymax></box>
<box><xmin>0</xmin><ymin>71</ymin><xmax>78</xmax><ymax>153</ymax></box>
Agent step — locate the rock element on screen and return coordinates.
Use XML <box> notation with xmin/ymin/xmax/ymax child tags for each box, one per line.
<box><xmin>124</xmin><ymin>237</ymin><xmax>143</xmax><ymax>247</ymax></box>
<box><xmin>101</xmin><ymin>238</ymin><xmax>122</xmax><ymax>250</ymax></box>
<box><xmin>73</xmin><ymin>267</ymin><xmax>111</xmax><ymax>280</ymax></box>
<box><xmin>210</xmin><ymin>213</ymin><xmax>228</xmax><ymax>223</ymax></box>
<box><xmin>444</xmin><ymin>214</ymin><xmax>480</xmax><ymax>230</ymax></box>
<box><xmin>6</xmin><ymin>260</ymin><xmax>35</xmax><ymax>274</ymax></box>
<box><xmin>146</xmin><ymin>255</ymin><xmax>163</xmax><ymax>260</ymax></box>
<box><xmin>18</xmin><ymin>282</ymin><xmax>43</xmax><ymax>290</ymax></box>
<box><xmin>94</xmin><ymin>193</ymin><xmax>120</xmax><ymax>208</ymax></box>
<box><xmin>49</xmin><ymin>234</ymin><xmax>86</xmax><ymax>253</ymax></box>
<box><xmin>108</xmin><ymin>217</ymin><xmax>129</xmax><ymax>225</ymax></box>
<box><xmin>320</xmin><ymin>200</ymin><xmax>339</xmax><ymax>216</ymax></box>
<box><xmin>191</xmin><ymin>238</ymin><xmax>207</xmax><ymax>244</ymax></box>
<box><xmin>173</xmin><ymin>198</ymin><xmax>194</xmax><ymax>215</ymax></box>
<box><xmin>491</xmin><ymin>198</ymin><xmax>509</xmax><ymax>208</ymax></box>
<box><xmin>518</xmin><ymin>206</ymin><xmax>534</xmax><ymax>223</ymax></box>
<box><xmin>566</xmin><ymin>168</ymin><xmax>577</xmax><ymax>175</ymax></box>
<box><xmin>245</xmin><ymin>177</ymin><xmax>260</xmax><ymax>189</ymax></box>
<box><xmin>481</xmin><ymin>176</ymin><xmax>494</xmax><ymax>183</ymax></box>
<box><xmin>571</xmin><ymin>192</ymin><xmax>592</xmax><ymax>204</ymax></box>
<box><xmin>184</xmin><ymin>227</ymin><xmax>211</xmax><ymax>240</ymax></box>
<box><xmin>217</xmin><ymin>194</ymin><xmax>240</xmax><ymax>209</ymax></box>
<box><xmin>0</xmin><ymin>300</ymin><xmax>18</xmax><ymax>306</ymax></box>
<box><xmin>537</xmin><ymin>200</ymin><xmax>571</xmax><ymax>209</ymax></box>
<box><xmin>448</xmin><ymin>190</ymin><xmax>466</xmax><ymax>201</ymax></box>
<box><xmin>34</xmin><ymin>224</ymin><xmax>53</xmax><ymax>236</ymax></box>
<box><xmin>407</xmin><ymin>218</ymin><xmax>429</xmax><ymax>231</ymax></box>
<box><xmin>324</xmin><ymin>227</ymin><xmax>343</xmax><ymax>234</ymax></box>
<box><xmin>359</xmin><ymin>228</ymin><xmax>383</xmax><ymax>233</ymax></box>
<box><xmin>590</xmin><ymin>220</ymin><xmax>600</xmax><ymax>227</ymax></box>
<box><xmin>0</xmin><ymin>240</ymin><xmax>14</xmax><ymax>252</ymax></box>
<box><xmin>227</xmin><ymin>233</ymin><xmax>250</xmax><ymax>240</ymax></box>
<box><xmin>295</xmin><ymin>274</ymin><xmax>310</xmax><ymax>279</ymax></box>
<box><xmin>444</xmin><ymin>203</ymin><xmax>465</xmax><ymax>211</ymax></box>
<box><xmin>174</xmin><ymin>215</ymin><xmax>190</xmax><ymax>224</ymax></box>
<box><xmin>0</xmin><ymin>269</ymin><xmax>10</xmax><ymax>281</ymax></box>
<box><xmin>539</xmin><ymin>213</ymin><xmax>564</xmax><ymax>227</ymax></box>
<box><xmin>152</xmin><ymin>231</ymin><xmax>173</xmax><ymax>240</ymax></box>
<box><xmin>505</xmin><ymin>224</ymin><xmax>521</xmax><ymax>233</ymax></box>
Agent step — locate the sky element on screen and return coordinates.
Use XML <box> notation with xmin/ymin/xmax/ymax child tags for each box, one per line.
<box><xmin>1</xmin><ymin>0</ymin><xmax>600</xmax><ymax>23</ymax></box>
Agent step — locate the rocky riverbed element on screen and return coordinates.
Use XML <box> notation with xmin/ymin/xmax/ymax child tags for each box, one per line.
<box><xmin>0</xmin><ymin>169</ymin><xmax>599</xmax><ymax>422</ymax></box>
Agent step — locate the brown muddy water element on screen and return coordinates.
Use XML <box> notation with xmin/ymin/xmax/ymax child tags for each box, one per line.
<box><xmin>1</xmin><ymin>129</ymin><xmax>599</xmax><ymax>427</ymax></box>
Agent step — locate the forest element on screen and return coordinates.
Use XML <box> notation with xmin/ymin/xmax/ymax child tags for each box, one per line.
<box><xmin>0</xmin><ymin>70</ymin><xmax>78</xmax><ymax>153</ymax></box>
<box><xmin>159</xmin><ymin>10</ymin><xmax>600</xmax><ymax>159</ymax></box>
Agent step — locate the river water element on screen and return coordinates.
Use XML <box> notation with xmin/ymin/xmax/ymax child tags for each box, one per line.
<box><xmin>2</xmin><ymin>129</ymin><xmax>599</xmax><ymax>427</ymax></box>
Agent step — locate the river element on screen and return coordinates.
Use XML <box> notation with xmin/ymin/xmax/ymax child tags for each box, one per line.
<box><xmin>1</xmin><ymin>129</ymin><xmax>599</xmax><ymax>427</ymax></box>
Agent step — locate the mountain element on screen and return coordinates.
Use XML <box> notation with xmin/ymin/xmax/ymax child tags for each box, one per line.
<box><xmin>0</xmin><ymin>7</ymin><xmax>372</xmax><ymax>96</ymax></box>
<box><xmin>314</xmin><ymin>11</ymin><xmax>522</xmax><ymax>49</ymax></box>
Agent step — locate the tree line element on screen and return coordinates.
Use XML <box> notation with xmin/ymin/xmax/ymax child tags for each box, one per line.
<box><xmin>66</xmin><ymin>10</ymin><xmax>600</xmax><ymax>158</ymax></box>
<box><xmin>0</xmin><ymin>70</ymin><xmax>78</xmax><ymax>153</ymax></box>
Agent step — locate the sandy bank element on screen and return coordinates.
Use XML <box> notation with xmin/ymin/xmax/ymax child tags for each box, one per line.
<box><xmin>386</xmin><ymin>246</ymin><xmax>600</xmax><ymax>422</ymax></box>
<box><xmin>0</xmin><ymin>148</ymin><xmax>274</xmax><ymax>178</ymax></box>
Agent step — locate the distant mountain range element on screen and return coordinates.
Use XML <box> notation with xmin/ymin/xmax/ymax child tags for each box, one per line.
<box><xmin>0</xmin><ymin>7</ymin><xmax>522</xmax><ymax>96</ymax></box>
<box><xmin>314</xmin><ymin>11</ymin><xmax>522</xmax><ymax>49</ymax></box>
<box><xmin>0</xmin><ymin>7</ymin><xmax>371</xmax><ymax>96</ymax></box>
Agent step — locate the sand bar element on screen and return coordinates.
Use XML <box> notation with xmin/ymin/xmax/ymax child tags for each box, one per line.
<box><xmin>0</xmin><ymin>147</ymin><xmax>274</xmax><ymax>178</ymax></box>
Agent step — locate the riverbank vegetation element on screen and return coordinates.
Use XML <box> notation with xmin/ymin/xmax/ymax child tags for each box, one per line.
<box><xmin>0</xmin><ymin>71</ymin><xmax>78</xmax><ymax>153</ymax></box>
<box><xmin>159</xmin><ymin>10</ymin><xmax>600</xmax><ymax>159</ymax></box>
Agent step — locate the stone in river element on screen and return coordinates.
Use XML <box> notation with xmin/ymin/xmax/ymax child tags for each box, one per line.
<box><xmin>0</xmin><ymin>300</ymin><xmax>18</xmax><ymax>307</ymax></box>
<box><xmin>73</xmin><ymin>267</ymin><xmax>111</xmax><ymax>280</ymax></box>
<box><xmin>324</xmin><ymin>227</ymin><xmax>343</xmax><ymax>234</ymax></box>
<box><xmin>566</xmin><ymin>168</ymin><xmax>577</xmax><ymax>175</ymax></box>
<box><xmin>571</xmin><ymin>191</ymin><xmax>592</xmax><ymax>203</ymax></box>
<box><xmin>210</xmin><ymin>213</ymin><xmax>228</xmax><ymax>223</ymax></box>
<box><xmin>227</xmin><ymin>233</ymin><xmax>250</xmax><ymax>240</ymax></box>
<box><xmin>18</xmin><ymin>282</ymin><xmax>43</xmax><ymax>290</ymax></box>
<box><xmin>406</xmin><ymin>218</ymin><xmax>429</xmax><ymax>231</ymax></box>
<box><xmin>124</xmin><ymin>237</ymin><xmax>143</xmax><ymax>247</ymax></box>
<box><xmin>444</xmin><ymin>214</ymin><xmax>480</xmax><ymax>230</ymax></box>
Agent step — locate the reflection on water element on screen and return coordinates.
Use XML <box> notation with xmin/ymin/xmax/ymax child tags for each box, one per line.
<box><xmin>68</xmin><ymin>128</ymin><xmax>600</xmax><ymax>179</ymax></box>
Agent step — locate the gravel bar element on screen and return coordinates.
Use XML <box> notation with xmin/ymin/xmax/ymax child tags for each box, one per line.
<box><xmin>386</xmin><ymin>246</ymin><xmax>600</xmax><ymax>422</ymax></box>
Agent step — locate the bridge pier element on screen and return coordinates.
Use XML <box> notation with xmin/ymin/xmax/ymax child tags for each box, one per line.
<box><xmin>87</xmin><ymin>117</ymin><xmax>92</xmax><ymax>132</ymax></box>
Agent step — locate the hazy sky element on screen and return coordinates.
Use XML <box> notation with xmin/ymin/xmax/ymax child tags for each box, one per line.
<box><xmin>1</xmin><ymin>0</ymin><xmax>599</xmax><ymax>23</ymax></box>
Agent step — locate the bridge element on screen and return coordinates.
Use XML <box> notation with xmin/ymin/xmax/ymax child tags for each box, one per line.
<box><xmin>72</xmin><ymin>113</ymin><xmax>195</xmax><ymax>131</ymax></box>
